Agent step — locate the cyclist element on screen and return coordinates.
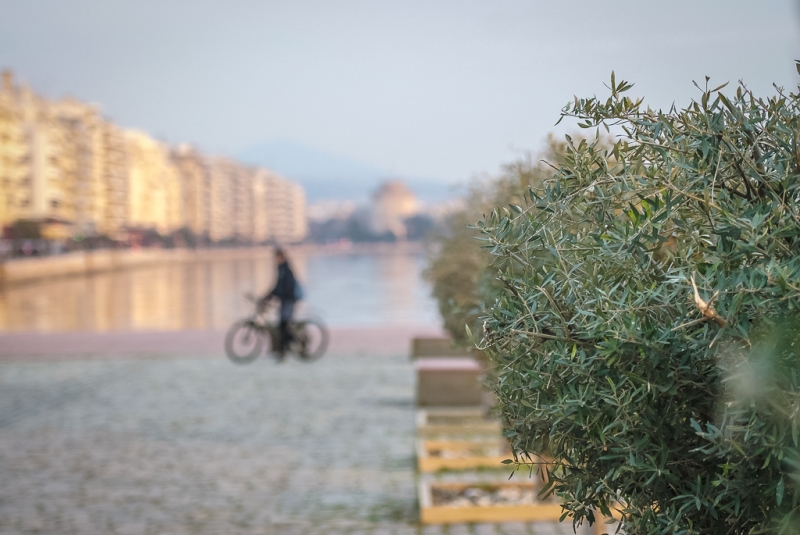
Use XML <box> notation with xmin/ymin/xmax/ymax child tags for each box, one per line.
<box><xmin>259</xmin><ymin>248</ymin><xmax>301</xmax><ymax>358</ymax></box>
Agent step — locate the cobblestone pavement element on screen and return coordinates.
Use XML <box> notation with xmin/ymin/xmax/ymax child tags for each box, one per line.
<box><xmin>0</xmin><ymin>351</ymin><xmax>585</xmax><ymax>535</ymax></box>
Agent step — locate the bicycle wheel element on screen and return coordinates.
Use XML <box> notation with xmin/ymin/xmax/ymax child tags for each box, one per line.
<box><xmin>292</xmin><ymin>317</ymin><xmax>329</xmax><ymax>362</ymax></box>
<box><xmin>225</xmin><ymin>320</ymin><xmax>264</xmax><ymax>364</ymax></box>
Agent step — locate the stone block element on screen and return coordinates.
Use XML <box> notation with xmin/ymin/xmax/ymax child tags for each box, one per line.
<box><xmin>414</xmin><ymin>358</ymin><xmax>484</xmax><ymax>407</ymax></box>
<box><xmin>416</xmin><ymin>438</ymin><xmax>510</xmax><ymax>473</ymax></box>
<box><xmin>415</xmin><ymin>408</ymin><xmax>502</xmax><ymax>439</ymax></box>
<box><xmin>411</xmin><ymin>337</ymin><xmax>469</xmax><ymax>359</ymax></box>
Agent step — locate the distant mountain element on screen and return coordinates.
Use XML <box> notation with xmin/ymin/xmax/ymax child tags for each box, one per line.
<box><xmin>236</xmin><ymin>139</ymin><xmax>453</xmax><ymax>202</ymax></box>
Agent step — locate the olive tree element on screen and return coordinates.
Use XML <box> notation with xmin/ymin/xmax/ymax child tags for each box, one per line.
<box><xmin>478</xmin><ymin>72</ymin><xmax>800</xmax><ymax>534</ymax></box>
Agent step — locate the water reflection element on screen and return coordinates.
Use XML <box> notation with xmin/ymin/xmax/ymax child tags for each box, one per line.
<box><xmin>0</xmin><ymin>245</ymin><xmax>441</xmax><ymax>332</ymax></box>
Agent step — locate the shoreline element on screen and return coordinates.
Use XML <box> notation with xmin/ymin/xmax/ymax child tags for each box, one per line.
<box><xmin>0</xmin><ymin>324</ymin><xmax>447</xmax><ymax>361</ymax></box>
<box><xmin>0</xmin><ymin>241</ymin><xmax>427</xmax><ymax>287</ymax></box>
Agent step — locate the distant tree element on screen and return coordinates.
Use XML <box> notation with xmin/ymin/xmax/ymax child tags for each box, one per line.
<box><xmin>424</xmin><ymin>138</ymin><xmax>583</xmax><ymax>346</ymax></box>
<box><xmin>171</xmin><ymin>227</ymin><xmax>197</xmax><ymax>248</ymax></box>
<box><xmin>309</xmin><ymin>211</ymin><xmax>403</xmax><ymax>243</ymax></box>
<box><xmin>404</xmin><ymin>214</ymin><xmax>435</xmax><ymax>241</ymax></box>
<box><xmin>345</xmin><ymin>213</ymin><xmax>391</xmax><ymax>242</ymax></box>
<box><xmin>479</xmin><ymin>72</ymin><xmax>800</xmax><ymax>534</ymax></box>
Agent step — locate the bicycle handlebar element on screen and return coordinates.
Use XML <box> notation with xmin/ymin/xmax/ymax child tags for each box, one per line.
<box><xmin>245</xmin><ymin>293</ymin><xmax>278</xmax><ymax>315</ymax></box>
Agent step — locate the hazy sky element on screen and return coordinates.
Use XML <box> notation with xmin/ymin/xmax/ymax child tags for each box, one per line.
<box><xmin>1</xmin><ymin>0</ymin><xmax>798</xmax><ymax>189</ymax></box>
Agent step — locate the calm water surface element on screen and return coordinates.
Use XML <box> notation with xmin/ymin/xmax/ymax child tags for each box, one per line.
<box><xmin>0</xmin><ymin>245</ymin><xmax>441</xmax><ymax>332</ymax></box>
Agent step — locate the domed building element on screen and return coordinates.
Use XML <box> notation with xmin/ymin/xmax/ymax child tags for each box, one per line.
<box><xmin>370</xmin><ymin>180</ymin><xmax>418</xmax><ymax>240</ymax></box>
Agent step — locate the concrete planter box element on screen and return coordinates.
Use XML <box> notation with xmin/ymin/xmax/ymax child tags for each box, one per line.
<box><xmin>410</xmin><ymin>337</ymin><xmax>489</xmax><ymax>368</ymax></box>
<box><xmin>418</xmin><ymin>480</ymin><xmax>562</xmax><ymax>524</ymax></box>
<box><xmin>417</xmin><ymin>439</ymin><xmax>511</xmax><ymax>473</ymax></box>
<box><xmin>415</xmin><ymin>358</ymin><xmax>484</xmax><ymax>407</ymax></box>
<box><xmin>411</xmin><ymin>337</ymin><xmax>469</xmax><ymax>358</ymax></box>
<box><xmin>415</xmin><ymin>408</ymin><xmax>502</xmax><ymax>438</ymax></box>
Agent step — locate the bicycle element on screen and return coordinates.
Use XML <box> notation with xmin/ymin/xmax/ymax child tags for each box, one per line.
<box><xmin>225</xmin><ymin>294</ymin><xmax>329</xmax><ymax>365</ymax></box>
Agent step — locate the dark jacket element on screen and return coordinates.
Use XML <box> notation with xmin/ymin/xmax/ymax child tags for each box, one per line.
<box><xmin>268</xmin><ymin>262</ymin><xmax>297</xmax><ymax>301</ymax></box>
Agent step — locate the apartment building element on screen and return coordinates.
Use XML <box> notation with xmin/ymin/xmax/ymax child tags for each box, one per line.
<box><xmin>0</xmin><ymin>72</ymin><xmax>130</xmax><ymax>236</ymax></box>
<box><xmin>0</xmin><ymin>71</ymin><xmax>31</xmax><ymax>228</ymax></box>
<box><xmin>0</xmin><ymin>70</ymin><xmax>308</xmax><ymax>244</ymax></box>
<box><xmin>207</xmin><ymin>157</ymin><xmax>237</xmax><ymax>243</ymax></box>
<box><xmin>232</xmin><ymin>164</ymin><xmax>254</xmax><ymax>242</ymax></box>
<box><xmin>49</xmin><ymin>99</ymin><xmax>102</xmax><ymax>233</ymax></box>
<box><xmin>251</xmin><ymin>168</ymin><xmax>270</xmax><ymax>243</ymax></box>
<box><xmin>265</xmin><ymin>171</ymin><xmax>307</xmax><ymax>244</ymax></box>
<box><xmin>125</xmin><ymin>130</ymin><xmax>182</xmax><ymax>235</ymax></box>
<box><xmin>172</xmin><ymin>144</ymin><xmax>210</xmax><ymax>240</ymax></box>
<box><xmin>97</xmin><ymin>121</ymin><xmax>129</xmax><ymax>237</ymax></box>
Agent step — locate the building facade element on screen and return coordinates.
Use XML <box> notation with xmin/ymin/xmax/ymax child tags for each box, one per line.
<box><xmin>0</xmin><ymin>70</ymin><xmax>307</xmax><ymax>244</ymax></box>
<box><xmin>265</xmin><ymin>171</ymin><xmax>307</xmax><ymax>243</ymax></box>
<box><xmin>0</xmin><ymin>71</ymin><xmax>31</xmax><ymax>228</ymax></box>
<box><xmin>172</xmin><ymin>144</ymin><xmax>210</xmax><ymax>241</ymax></box>
<box><xmin>125</xmin><ymin>129</ymin><xmax>182</xmax><ymax>235</ymax></box>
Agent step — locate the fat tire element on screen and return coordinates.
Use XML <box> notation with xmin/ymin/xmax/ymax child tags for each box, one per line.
<box><xmin>225</xmin><ymin>321</ymin><xmax>264</xmax><ymax>365</ymax></box>
<box><xmin>294</xmin><ymin>318</ymin><xmax>329</xmax><ymax>362</ymax></box>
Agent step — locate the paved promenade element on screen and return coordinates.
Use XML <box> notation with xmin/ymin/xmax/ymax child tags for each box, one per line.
<box><xmin>0</xmin><ymin>331</ymin><xmax>582</xmax><ymax>535</ymax></box>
